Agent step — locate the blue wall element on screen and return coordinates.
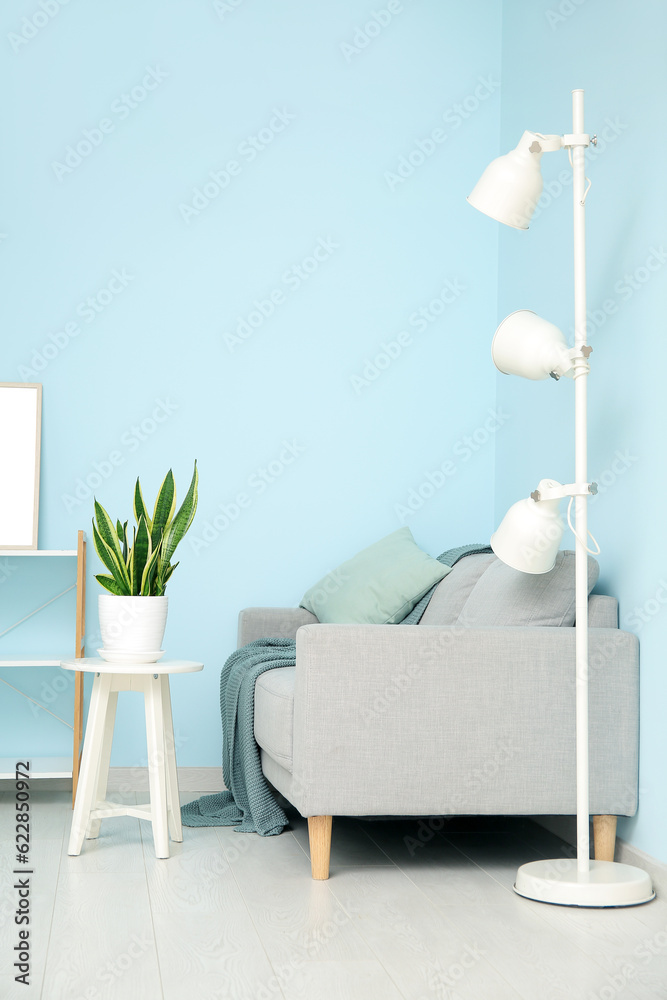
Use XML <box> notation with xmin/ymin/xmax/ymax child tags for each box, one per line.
<box><xmin>497</xmin><ymin>0</ymin><xmax>667</xmax><ymax>861</ymax></box>
<box><xmin>6</xmin><ymin>0</ymin><xmax>662</xmax><ymax>866</ymax></box>
<box><xmin>1</xmin><ymin>2</ymin><xmax>502</xmax><ymax>769</ymax></box>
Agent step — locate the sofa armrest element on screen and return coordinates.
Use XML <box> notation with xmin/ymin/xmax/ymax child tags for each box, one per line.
<box><xmin>290</xmin><ymin>623</ymin><xmax>639</xmax><ymax>818</ymax></box>
<box><xmin>588</xmin><ymin>595</ymin><xmax>618</xmax><ymax>628</ymax></box>
<box><xmin>237</xmin><ymin>607</ymin><xmax>318</xmax><ymax>648</ymax></box>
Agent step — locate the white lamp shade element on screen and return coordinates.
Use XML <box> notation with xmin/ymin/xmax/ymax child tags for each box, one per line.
<box><xmin>491</xmin><ymin>479</ymin><xmax>565</xmax><ymax>574</ymax></box>
<box><xmin>467</xmin><ymin>131</ymin><xmax>544</xmax><ymax>230</ymax></box>
<box><xmin>492</xmin><ymin>310</ymin><xmax>573</xmax><ymax>380</ymax></box>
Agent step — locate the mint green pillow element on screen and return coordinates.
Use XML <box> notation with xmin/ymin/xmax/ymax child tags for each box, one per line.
<box><xmin>300</xmin><ymin>527</ymin><xmax>451</xmax><ymax>625</ymax></box>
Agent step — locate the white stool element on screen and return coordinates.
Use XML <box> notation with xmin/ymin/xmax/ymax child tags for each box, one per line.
<box><xmin>62</xmin><ymin>657</ymin><xmax>203</xmax><ymax>859</ymax></box>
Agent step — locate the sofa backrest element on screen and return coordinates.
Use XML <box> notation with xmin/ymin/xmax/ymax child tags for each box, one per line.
<box><xmin>420</xmin><ymin>550</ymin><xmax>601</xmax><ymax>628</ymax></box>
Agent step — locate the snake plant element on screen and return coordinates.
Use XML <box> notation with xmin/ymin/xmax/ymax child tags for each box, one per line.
<box><xmin>93</xmin><ymin>461</ymin><xmax>198</xmax><ymax>596</ymax></box>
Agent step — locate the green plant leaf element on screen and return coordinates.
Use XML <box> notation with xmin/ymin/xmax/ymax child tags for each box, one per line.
<box><xmin>140</xmin><ymin>545</ymin><xmax>162</xmax><ymax>596</ymax></box>
<box><xmin>95</xmin><ymin>574</ymin><xmax>124</xmax><ymax>595</ymax></box>
<box><xmin>162</xmin><ymin>562</ymin><xmax>178</xmax><ymax>587</ymax></box>
<box><xmin>151</xmin><ymin>469</ymin><xmax>176</xmax><ymax>548</ymax></box>
<box><xmin>132</xmin><ymin>516</ymin><xmax>150</xmax><ymax>596</ymax></box>
<box><xmin>92</xmin><ymin>520</ymin><xmax>130</xmax><ymax>594</ymax></box>
<box><xmin>133</xmin><ymin>479</ymin><xmax>152</xmax><ymax>533</ymax></box>
<box><xmin>94</xmin><ymin>500</ymin><xmax>127</xmax><ymax>569</ymax></box>
<box><xmin>160</xmin><ymin>461</ymin><xmax>198</xmax><ymax>569</ymax></box>
<box><xmin>116</xmin><ymin>519</ymin><xmax>128</xmax><ymax>561</ymax></box>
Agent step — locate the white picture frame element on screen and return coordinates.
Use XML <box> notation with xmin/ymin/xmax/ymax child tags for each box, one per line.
<box><xmin>0</xmin><ymin>382</ymin><xmax>42</xmax><ymax>549</ymax></box>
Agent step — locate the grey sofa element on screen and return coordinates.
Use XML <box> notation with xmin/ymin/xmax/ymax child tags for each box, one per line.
<box><xmin>238</xmin><ymin>552</ymin><xmax>639</xmax><ymax>879</ymax></box>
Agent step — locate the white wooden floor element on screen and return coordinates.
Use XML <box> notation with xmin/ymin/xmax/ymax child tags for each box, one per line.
<box><xmin>1</xmin><ymin>788</ymin><xmax>665</xmax><ymax>999</ymax></box>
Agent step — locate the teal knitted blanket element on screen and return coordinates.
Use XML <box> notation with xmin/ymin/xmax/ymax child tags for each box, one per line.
<box><xmin>181</xmin><ymin>543</ymin><xmax>491</xmax><ymax>835</ymax></box>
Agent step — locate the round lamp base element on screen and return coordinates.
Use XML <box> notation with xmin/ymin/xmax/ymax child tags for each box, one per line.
<box><xmin>514</xmin><ymin>859</ymin><xmax>655</xmax><ymax>908</ymax></box>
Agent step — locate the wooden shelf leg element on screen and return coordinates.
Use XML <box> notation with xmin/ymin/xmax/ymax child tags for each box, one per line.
<box><xmin>72</xmin><ymin>671</ymin><xmax>84</xmax><ymax>806</ymax></box>
<box><xmin>72</xmin><ymin>529</ymin><xmax>86</xmax><ymax>808</ymax></box>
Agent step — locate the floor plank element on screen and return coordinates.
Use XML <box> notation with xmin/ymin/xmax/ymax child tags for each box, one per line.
<box><xmin>42</xmin><ymin>872</ymin><xmax>163</xmax><ymax>1000</ymax></box>
<box><xmin>152</xmin><ymin>910</ymin><xmax>285</xmax><ymax>1000</ymax></box>
<box><xmin>218</xmin><ymin>823</ymin><xmax>377</xmax><ymax>968</ymax></box>
<box><xmin>280</xmin><ymin>959</ymin><xmax>405</xmax><ymax>1000</ymax></box>
<box><xmin>327</xmin><ymin>867</ymin><xmax>521</xmax><ymax>1000</ymax></box>
<box><xmin>365</xmin><ymin>818</ymin><xmax>515</xmax><ymax>902</ymax></box>
<box><xmin>441</xmin><ymin>829</ymin><xmax>545</xmax><ymax>890</ymax></box>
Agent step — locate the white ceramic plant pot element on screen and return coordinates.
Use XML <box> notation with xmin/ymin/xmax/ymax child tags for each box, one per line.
<box><xmin>98</xmin><ymin>595</ymin><xmax>168</xmax><ymax>660</ymax></box>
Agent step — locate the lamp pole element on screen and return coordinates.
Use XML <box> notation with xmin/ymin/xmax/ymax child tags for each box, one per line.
<box><xmin>571</xmin><ymin>88</ymin><xmax>591</xmax><ymax>873</ymax></box>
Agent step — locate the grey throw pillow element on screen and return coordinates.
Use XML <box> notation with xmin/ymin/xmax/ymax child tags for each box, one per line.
<box><xmin>421</xmin><ymin>550</ymin><xmax>598</xmax><ymax>627</ymax></box>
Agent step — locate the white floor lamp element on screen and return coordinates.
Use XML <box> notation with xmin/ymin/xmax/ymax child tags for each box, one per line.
<box><xmin>468</xmin><ymin>88</ymin><xmax>654</xmax><ymax>907</ymax></box>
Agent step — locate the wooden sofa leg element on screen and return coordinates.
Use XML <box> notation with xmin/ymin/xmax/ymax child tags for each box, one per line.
<box><xmin>593</xmin><ymin>815</ymin><xmax>617</xmax><ymax>862</ymax></box>
<box><xmin>308</xmin><ymin>815</ymin><xmax>332</xmax><ymax>880</ymax></box>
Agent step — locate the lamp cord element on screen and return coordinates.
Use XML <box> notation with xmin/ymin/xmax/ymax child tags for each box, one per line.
<box><xmin>567</xmin><ymin>496</ymin><xmax>601</xmax><ymax>555</ymax></box>
<box><xmin>567</xmin><ymin>148</ymin><xmax>592</xmax><ymax>204</ymax></box>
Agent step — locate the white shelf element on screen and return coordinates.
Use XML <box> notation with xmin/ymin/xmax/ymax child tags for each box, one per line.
<box><xmin>0</xmin><ymin>756</ymin><xmax>72</xmax><ymax>778</ymax></box>
<box><xmin>0</xmin><ymin>549</ymin><xmax>77</xmax><ymax>557</ymax></box>
<box><xmin>0</xmin><ymin>658</ymin><xmax>70</xmax><ymax>667</ymax></box>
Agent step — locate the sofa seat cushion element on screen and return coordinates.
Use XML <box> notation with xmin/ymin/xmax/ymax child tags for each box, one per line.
<box><xmin>254</xmin><ymin>666</ymin><xmax>295</xmax><ymax>773</ymax></box>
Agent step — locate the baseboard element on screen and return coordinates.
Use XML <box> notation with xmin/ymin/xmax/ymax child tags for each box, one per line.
<box><xmin>0</xmin><ymin>767</ymin><xmax>225</xmax><ymax>794</ymax></box>
<box><xmin>534</xmin><ymin>815</ymin><xmax>667</xmax><ymax>896</ymax></box>
<box><xmin>106</xmin><ymin>767</ymin><xmax>224</xmax><ymax>792</ymax></box>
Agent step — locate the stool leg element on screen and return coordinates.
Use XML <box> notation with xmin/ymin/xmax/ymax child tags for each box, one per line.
<box><xmin>68</xmin><ymin>674</ymin><xmax>112</xmax><ymax>856</ymax></box>
<box><xmin>86</xmin><ymin>690</ymin><xmax>118</xmax><ymax>839</ymax></box>
<box><xmin>144</xmin><ymin>674</ymin><xmax>169</xmax><ymax>859</ymax></box>
<box><xmin>161</xmin><ymin>675</ymin><xmax>182</xmax><ymax>843</ymax></box>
